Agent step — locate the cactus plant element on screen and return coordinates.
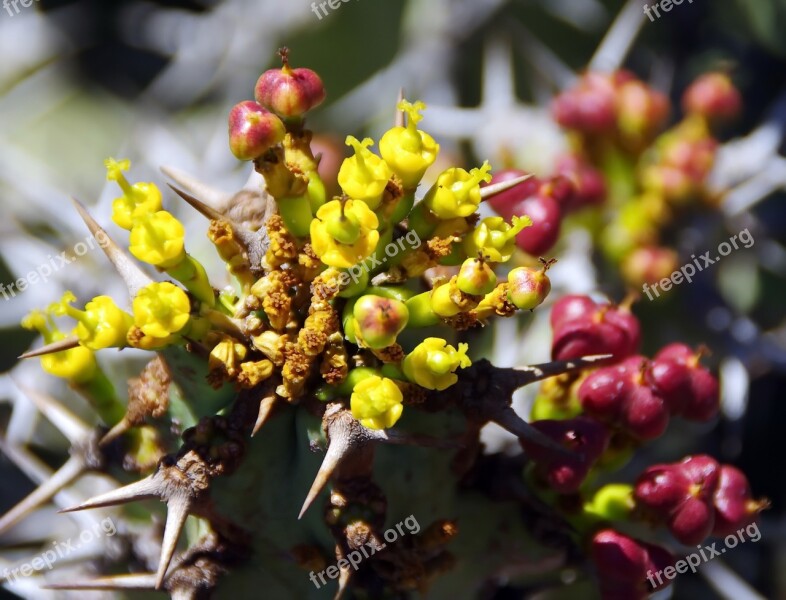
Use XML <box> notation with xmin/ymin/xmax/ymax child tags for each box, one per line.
<box><xmin>2</xmin><ymin>49</ymin><xmax>766</xmax><ymax>600</ymax></box>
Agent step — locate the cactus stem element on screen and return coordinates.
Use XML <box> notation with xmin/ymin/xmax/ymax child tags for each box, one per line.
<box><xmin>0</xmin><ymin>455</ymin><xmax>84</xmax><ymax>536</ymax></box>
<box><xmin>479</xmin><ymin>173</ymin><xmax>534</xmax><ymax>200</ymax></box>
<box><xmin>18</xmin><ymin>336</ymin><xmax>80</xmax><ymax>359</ymax></box>
<box><xmin>71</xmin><ymin>197</ymin><xmax>154</xmax><ymax>297</ymax></box>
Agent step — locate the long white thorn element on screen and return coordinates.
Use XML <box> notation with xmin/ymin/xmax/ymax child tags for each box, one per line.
<box><xmin>59</xmin><ymin>475</ymin><xmax>161</xmax><ymax>513</ymax></box>
<box><xmin>156</xmin><ymin>493</ymin><xmax>192</xmax><ymax>589</ymax></box>
<box><xmin>0</xmin><ymin>456</ymin><xmax>84</xmax><ymax>536</ymax></box>
<box><xmin>480</xmin><ymin>173</ymin><xmax>534</xmax><ymax>200</ymax></box>
<box><xmin>298</xmin><ymin>436</ymin><xmax>350</xmax><ymax>520</ymax></box>
<box><xmin>160</xmin><ymin>165</ymin><xmax>232</xmax><ymax>209</ymax></box>
<box><xmin>44</xmin><ymin>573</ymin><xmax>159</xmax><ymax>590</ymax></box>
<box><xmin>71</xmin><ymin>197</ymin><xmax>153</xmax><ymax>297</ymax></box>
<box><xmin>18</xmin><ymin>336</ymin><xmax>80</xmax><ymax>360</ymax></box>
<box><xmin>14</xmin><ymin>382</ymin><xmax>91</xmax><ymax>444</ymax></box>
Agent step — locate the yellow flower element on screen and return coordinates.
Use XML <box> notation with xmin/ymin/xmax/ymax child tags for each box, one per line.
<box><xmin>310</xmin><ymin>199</ymin><xmax>380</xmax><ymax>268</ymax></box>
<box><xmin>21</xmin><ymin>311</ymin><xmax>96</xmax><ymax>382</ymax></box>
<box><xmin>132</xmin><ymin>282</ymin><xmax>191</xmax><ymax>340</ymax></box>
<box><xmin>129</xmin><ymin>211</ymin><xmax>186</xmax><ymax>268</ymax></box>
<box><xmin>50</xmin><ymin>291</ymin><xmax>132</xmax><ymax>350</ymax></box>
<box><xmin>106</xmin><ymin>158</ymin><xmax>163</xmax><ymax>230</ymax></box>
<box><xmin>337</xmin><ymin>136</ymin><xmax>392</xmax><ymax>210</ymax></box>
<box><xmin>464</xmin><ymin>215</ymin><xmax>530</xmax><ymax>263</ymax></box>
<box><xmin>379</xmin><ymin>100</ymin><xmax>439</xmax><ymax>188</ymax></box>
<box><xmin>402</xmin><ymin>337</ymin><xmax>471</xmax><ymax>391</ymax></box>
<box><xmin>350</xmin><ymin>375</ymin><xmax>404</xmax><ymax>430</ymax></box>
<box><xmin>423</xmin><ymin>161</ymin><xmax>492</xmax><ymax>219</ymax></box>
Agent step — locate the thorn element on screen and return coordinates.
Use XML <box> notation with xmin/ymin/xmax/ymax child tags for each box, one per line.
<box><xmin>512</xmin><ymin>355</ymin><xmax>613</xmax><ymax>387</ymax></box>
<box><xmin>493</xmin><ymin>407</ymin><xmax>574</xmax><ymax>458</ymax></box>
<box><xmin>395</xmin><ymin>87</ymin><xmax>406</xmax><ymax>127</ymax></box>
<box><xmin>59</xmin><ymin>474</ymin><xmax>161</xmax><ymax>513</ymax></box>
<box><xmin>334</xmin><ymin>562</ymin><xmax>351</xmax><ymax>600</ymax></box>
<box><xmin>18</xmin><ymin>336</ymin><xmax>80</xmax><ymax>359</ymax></box>
<box><xmin>479</xmin><ymin>173</ymin><xmax>534</xmax><ymax>200</ymax></box>
<box><xmin>160</xmin><ymin>165</ymin><xmax>232</xmax><ymax>209</ymax></box>
<box><xmin>167</xmin><ymin>184</ymin><xmax>259</xmax><ymax>250</ymax></box>
<box><xmin>167</xmin><ymin>184</ymin><xmax>226</xmax><ymax>222</ymax></box>
<box><xmin>99</xmin><ymin>417</ymin><xmax>130</xmax><ymax>446</ymax></box>
<box><xmin>13</xmin><ymin>381</ymin><xmax>91</xmax><ymax>444</ymax></box>
<box><xmin>44</xmin><ymin>573</ymin><xmax>159</xmax><ymax>590</ymax></box>
<box><xmin>376</xmin><ymin>430</ymin><xmax>460</xmax><ymax>449</ymax></box>
<box><xmin>156</xmin><ymin>493</ymin><xmax>191</xmax><ymax>589</ymax></box>
<box><xmin>0</xmin><ymin>456</ymin><xmax>84</xmax><ymax>536</ymax></box>
<box><xmin>251</xmin><ymin>393</ymin><xmax>278</xmax><ymax>436</ymax></box>
<box><xmin>70</xmin><ymin>197</ymin><xmax>154</xmax><ymax>297</ymax></box>
<box><xmin>298</xmin><ymin>434</ymin><xmax>350</xmax><ymax>520</ymax></box>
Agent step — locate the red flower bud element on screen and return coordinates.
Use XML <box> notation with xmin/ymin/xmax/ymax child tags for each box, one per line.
<box><xmin>228</xmin><ymin>101</ymin><xmax>286</xmax><ymax>161</ymax></box>
<box><xmin>683</xmin><ymin>72</ymin><xmax>742</xmax><ymax>121</ymax></box>
<box><xmin>255</xmin><ymin>48</ymin><xmax>326</xmax><ymax>118</ymax></box>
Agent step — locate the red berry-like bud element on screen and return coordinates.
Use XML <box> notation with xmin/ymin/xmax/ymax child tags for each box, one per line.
<box><xmin>712</xmin><ymin>465</ymin><xmax>768</xmax><ymax>537</ymax></box>
<box><xmin>668</xmin><ymin>495</ymin><xmax>715</xmax><ymax>545</ymax></box>
<box><xmin>680</xmin><ymin>454</ymin><xmax>721</xmax><ymax>494</ymax></box>
<box><xmin>554</xmin><ymin>154</ymin><xmax>606</xmax><ymax>212</ymax></box>
<box><xmin>683</xmin><ymin>72</ymin><xmax>742</xmax><ymax>121</ymax></box>
<box><xmin>552</xmin><ymin>318</ymin><xmax>629</xmax><ymax>363</ymax></box>
<box><xmin>513</xmin><ymin>194</ymin><xmax>562</xmax><ymax>256</ymax></box>
<box><xmin>645</xmin><ymin>358</ymin><xmax>693</xmax><ymax>414</ymax></box>
<box><xmin>603</xmin><ymin>304</ymin><xmax>641</xmax><ymax>358</ymax></box>
<box><xmin>550</xmin><ymin>294</ymin><xmax>597</xmax><ymax>330</ymax></box>
<box><xmin>591</xmin><ymin>529</ymin><xmax>674</xmax><ymax>599</ymax></box>
<box><xmin>621</xmin><ymin>246</ymin><xmax>679</xmax><ymax>288</ymax></box>
<box><xmin>521</xmin><ymin>417</ymin><xmax>609</xmax><ymax>494</ymax></box>
<box><xmin>552</xmin><ymin>73</ymin><xmax>617</xmax><ymax>133</ymax></box>
<box><xmin>578</xmin><ymin>365</ymin><xmax>631</xmax><ymax>421</ymax></box>
<box><xmin>654</xmin><ymin>344</ymin><xmax>720</xmax><ymax>421</ymax></box>
<box><xmin>255</xmin><ymin>48</ymin><xmax>326</xmax><ymax>118</ymax></box>
<box><xmin>506</xmin><ymin>259</ymin><xmax>555</xmax><ymax>311</ymax></box>
<box><xmin>228</xmin><ymin>101</ymin><xmax>286</xmax><ymax>161</ymax></box>
<box><xmin>635</xmin><ymin>464</ymin><xmax>693</xmax><ymax>518</ymax></box>
<box><xmin>621</xmin><ymin>385</ymin><xmax>669</xmax><ymax>440</ymax></box>
<box><xmin>484</xmin><ymin>169</ymin><xmax>541</xmax><ymax>218</ymax></box>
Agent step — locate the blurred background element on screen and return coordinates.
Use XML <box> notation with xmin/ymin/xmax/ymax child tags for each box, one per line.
<box><xmin>0</xmin><ymin>0</ymin><xmax>785</xmax><ymax>598</ymax></box>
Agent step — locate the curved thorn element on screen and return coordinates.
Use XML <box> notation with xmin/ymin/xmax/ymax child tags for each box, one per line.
<box><xmin>13</xmin><ymin>381</ymin><xmax>90</xmax><ymax>444</ymax></box>
<box><xmin>298</xmin><ymin>436</ymin><xmax>351</xmax><ymax>520</ymax></box>
<box><xmin>512</xmin><ymin>354</ymin><xmax>612</xmax><ymax>387</ymax></box>
<box><xmin>395</xmin><ymin>87</ymin><xmax>406</xmax><ymax>127</ymax></box>
<box><xmin>252</xmin><ymin>393</ymin><xmax>278</xmax><ymax>437</ymax></box>
<box><xmin>479</xmin><ymin>173</ymin><xmax>534</xmax><ymax>200</ymax></box>
<box><xmin>160</xmin><ymin>165</ymin><xmax>232</xmax><ymax>209</ymax></box>
<box><xmin>70</xmin><ymin>197</ymin><xmax>153</xmax><ymax>297</ymax></box>
<box><xmin>167</xmin><ymin>183</ymin><xmax>226</xmax><ymax>222</ymax></box>
<box><xmin>18</xmin><ymin>336</ymin><xmax>80</xmax><ymax>359</ymax></box>
<box><xmin>44</xmin><ymin>573</ymin><xmax>159</xmax><ymax>590</ymax></box>
<box><xmin>59</xmin><ymin>474</ymin><xmax>161</xmax><ymax>513</ymax></box>
<box><xmin>0</xmin><ymin>456</ymin><xmax>84</xmax><ymax>536</ymax></box>
<box><xmin>99</xmin><ymin>417</ymin><xmax>130</xmax><ymax>447</ymax></box>
<box><xmin>493</xmin><ymin>407</ymin><xmax>574</xmax><ymax>458</ymax></box>
<box><xmin>156</xmin><ymin>494</ymin><xmax>191</xmax><ymax>589</ymax></box>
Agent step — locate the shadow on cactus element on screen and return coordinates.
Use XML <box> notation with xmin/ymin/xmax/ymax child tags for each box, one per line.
<box><xmin>6</xmin><ymin>49</ymin><xmax>765</xmax><ymax>599</ymax></box>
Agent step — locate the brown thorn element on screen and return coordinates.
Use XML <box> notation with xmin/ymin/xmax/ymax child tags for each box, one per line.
<box><xmin>479</xmin><ymin>173</ymin><xmax>534</xmax><ymax>200</ymax></box>
<box><xmin>18</xmin><ymin>336</ymin><xmax>80</xmax><ymax>359</ymax></box>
